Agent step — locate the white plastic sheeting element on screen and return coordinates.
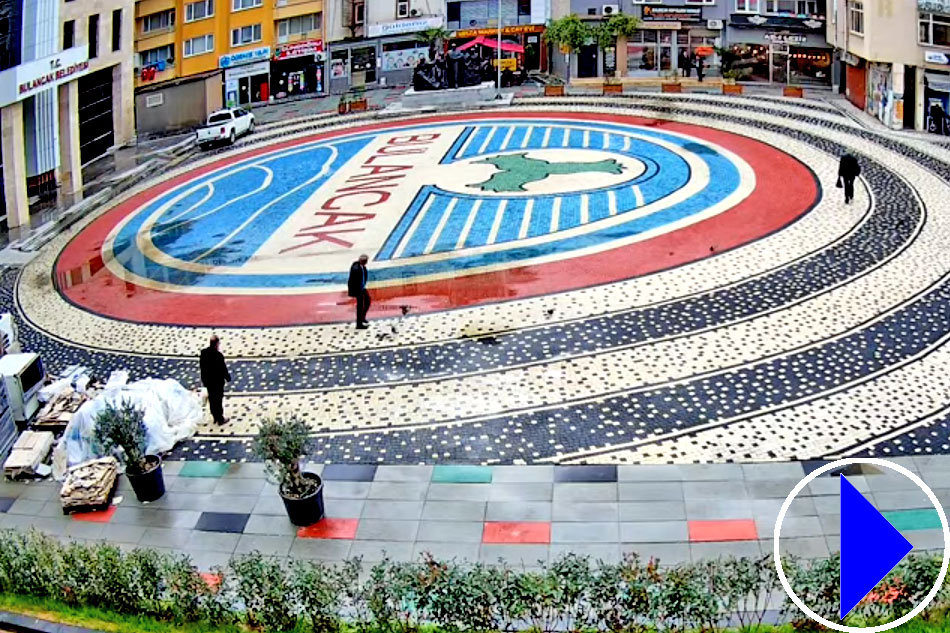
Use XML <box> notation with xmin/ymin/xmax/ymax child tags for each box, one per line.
<box><xmin>52</xmin><ymin>378</ymin><xmax>201</xmax><ymax>480</ymax></box>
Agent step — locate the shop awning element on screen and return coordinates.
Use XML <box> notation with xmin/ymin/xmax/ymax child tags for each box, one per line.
<box><xmin>456</xmin><ymin>35</ymin><xmax>525</xmax><ymax>53</ymax></box>
<box><xmin>926</xmin><ymin>72</ymin><xmax>950</xmax><ymax>93</ymax></box>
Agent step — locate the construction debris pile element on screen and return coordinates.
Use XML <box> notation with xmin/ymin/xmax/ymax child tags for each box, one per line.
<box><xmin>59</xmin><ymin>456</ymin><xmax>119</xmax><ymax>514</ymax></box>
<box><xmin>2</xmin><ymin>430</ymin><xmax>53</xmax><ymax>479</ymax></box>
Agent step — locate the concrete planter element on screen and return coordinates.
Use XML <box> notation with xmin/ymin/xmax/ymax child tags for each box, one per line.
<box><xmin>783</xmin><ymin>86</ymin><xmax>804</xmax><ymax>98</ymax></box>
<box><xmin>602</xmin><ymin>83</ymin><xmax>623</xmax><ymax>95</ymax></box>
<box><xmin>348</xmin><ymin>99</ymin><xmax>368</xmax><ymax>112</ymax></box>
<box><xmin>722</xmin><ymin>84</ymin><xmax>744</xmax><ymax>95</ymax></box>
<box><xmin>661</xmin><ymin>83</ymin><xmax>683</xmax><ymax>93</ymax></box>
<box><xmin>544</xmin><ymin>84</ymin><xmax>565</xmax><ymax>97</ymax></box>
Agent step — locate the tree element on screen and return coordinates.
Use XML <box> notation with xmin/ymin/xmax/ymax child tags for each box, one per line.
<box><xmin>543</xmin><ymin>14</ymin><xmax>592</xmax><ymax>80</ymax></box>
<box><xmin>594</xmin><ymin>13</ymin><xmax>640</xmax><ymax>51</ymax></box>
<box><xmin>417</xmin><ymin>26</ymin><xmax>450</xmax><ymax>60</ymax></box>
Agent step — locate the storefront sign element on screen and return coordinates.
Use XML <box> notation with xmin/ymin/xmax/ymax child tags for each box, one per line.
<box><xmin>639</xmin><ymin>21</ymin><xmax>681</xmax><ymax>29</ymax></box>
<box><xmin>926</xmin><ymin>50</ymin><xmax>950</xmax><ymax>64</ymax></box>
<box><xmin>368</xmin><ymin>15</ymin><xmax>443</xmax><ymax>38</ymax></box>
<box><xmin>455</xmin><ymin>24</ymin><xmax>545</xmax><ymax>38</ymax></box>
<box><xmin>642</xmin><ymin>6</ymin><xmax>702</xmax><ymax>22</ymax></box>
<box><xmin>919</xmin><ymin>0</ymin><xmax>950</xmax><ymax>15</ymax></box>
<box><xmin>0</xmin><ymin>46</ymin><xmax>91</xmax><ymax>107</ymax></box>
<box><xmin>381</xmin><ymin>45</ymin><xmax>429</xmax><ymax>71</ymax></box>
<box><xmin>219</xmin><ymin>47</ymin><xmax>271</xmax><ymax>69</ymax></box>
<box><xmin>224</xmin><ymin>61</ymin><xmax>270</xmax><ymax>81</ymax></box>
<box><xmin>841</xmin><ymin>51</ymin><xmax>861</xmax><ymax>66</ymax></box>
<box><xmin>492</xmin><ymin>58</ymin><xmax>518</xmax><ymax>71</ymax></box>
<box><xmin>764</xmin><ymin>32</ymin><xmax>806</xmax><ymax>44</ymax></box>
<box><xmin>274</xmin><ymin>39</ymin><xmax>324</xmax><ymax>61</ymax></box>
<box><xmin>729</xmin><ymin>13</ymin><xmax>825</xmax><ymax>30</ymax></box>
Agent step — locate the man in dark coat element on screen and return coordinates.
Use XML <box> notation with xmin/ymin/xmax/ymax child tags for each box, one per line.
<box><xmin>838</xmin><ymin>153</ymin><xmax>861</xmax><ymax>204</ymax></box>
<box><xmin>199</xmin><ymin>335</ymin><xmax>231</xmax><ymax>425</ymax></box>
<box><xmin>348</xmin><ymin>254</ymin><xmax>371</xmax><ymax>329</ymax></box>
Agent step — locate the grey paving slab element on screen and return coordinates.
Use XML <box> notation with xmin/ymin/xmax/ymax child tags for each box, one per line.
<box><xmin>906</xmin><ymin>529</ymin><xmax>945</xmax><ymax>552</ymax></box>
<box><xmin>349</xmin><ymin>540</ymin><xmax>413</xmax><ymax>562</ymax></box>
<box><xmin>552</xmin><ymin>483</ymin><xmax>618</xmax><ymax>503</ymax></box>
<box><xmin>872</xmin><ymin>490</ymin><xmax>932</xmax><ymax>511</ymax></box>
<box><xmin>65</xmin><ymin>520</ymin><xmax>106</xmax><ymax>540</ymax></box>
<box><xmin>489</xmin><ymin>483</ymin><xmax>552</xmax><ymax>502</ymax></box>
<box><xmin>866</xmin><ymin>473</ymin><xmax>920</xmax><ymax>493</ymax></box>
<box><xmin>918</xmin><ymin>470</ymin><xmax>950</xmax><ymax>488</ymax></box>
<box><xmin>323</xmin><ymin>499</ymin><xmax>365</xmax><ymax>519</ymax></box>
<box><xmin>322</xmin><ymin>481</ymin><xmax>372</xmax><ymax>499</ymax></box>
<box><xmin>242</xmin><ymin>514</ymin><xmax>298</xmax><ymax>536</ymax></box>
<box><xmin>202</xmin><ymin>495</ymin><xmax>259</xmax><ymax>514</ymax></box>
<box><xmin>374</xmin><ymin>466</ymin><xmax>433</xmax><ymax>482</ymax></box>
<box><xmin>367</xmin><ymin>481</ymin><xmax>429</xmax><ymax>501</ymax></box>
<box><xmin>678</xmin><ymin>463</ymin><xmax>744</xmax><ymax>481</ymax></box>
<box><xmin>185</xmin><ymin>550</ymin><xmax>233</xmax><ymax>571</ymax></box>
<box><xmin>416</xmin><ymin>521</ymin><xmax>484</xmax><ymax>543</ymax></box>
<box><xmin>806</xmin><ymin>476</ymin><xmax>868</xmax><ymax>496</ymax></box>
<box><xmin>552</xmin><ymin>522</ymin><xmax>619</xmax><ymax>543</ymax></box>
<box><xmin>253</xmin><ymin>494</ymin><xmax>287</xmax><ymax>515</ymax></box>
<box><xmin>492</xmin><ymin>465</ymin><xmax>554</xmax><ymax>482</ymax></box>
<box><xmin>553</xmin><ymin>502</ymin><xmax>619</xmax><ymax>522</ymax></box>
<box><xmin>412</xmin><ymin>541</ymin><xmax>481</xmax><ymax>561</ymax></box>
<box><xmin>214</xmin><ymin>477</ymin><xmax>266</xmax><ymax>495</ymax></box>
<box><xmin>356</xmin><ymin>519</ymin><xmax>419</xmax><ymax>542</ymax></box>
<box><xmin>186</xmin><ymin>531</ymin><xmax>241</xmax><ymax>553</ymax></box>
<box><xmin>826</xmin><ymin>533</ymin><xmax>841</xmax><ymax>553</ymax></box>
<box><xmin>290</xmin><ymin>538</ymin><xmax>353</xmax><ymax>560</ymax></box>
<box><xmin>746</xmin><ymin>479</ymin><xmax>804</xmax><ymax>499</ymax></box>
<box><xmin>685</xmin><ymin>499</ymin><xmax>754</xmax><ymax>520</ymax></box>
<box><xmin>0</xmin><ymin>481</ymin><xmax>25</xmax><ymax>497</ymax></box>
<box><xmin>818</xmin><ymin>513</ymin><xmax>840</xmax><ymax>536</ymax></box>
<box><xmin>111</xmin><ymin>508</ymin><xmax>201</xmax><ymax>529</ymax></box>
<box><xmin>913</xmin><ymin>456</ymin><xmax>950</xmax><ymax>472</ymax></box>
<box><xmin>619</xmin><ymin>501</ymin><xmax>686</xmax><ymax>522</ymax></box>
<box><xmin>740</xmin><ymin>463</ymin><xmax>805</xmax><ymax>480</ymax></box>
<box><xmin>100</xmin><ymin>523</ymin><xmax>147</xmax><ymax>544</ymax></box>
<box><xmin>690</xmin><ymin>541</ymin><xmax>762</xmax><ymax>561</ymax></box>
<box><xmin>141</xmin><ymin>526</ymin><xmax>192</xmax><ymax>549</ymax></box>
<box><xmin>811</xmin><ymin>495</ymin><xmax>840</xmax><ymax>515</ymax></box>
<box><xmin>162</xmin><ymin>461</ymin><xmax>185</xmax><ymax>475</ymax></box>
<box><xmin>235</xmin><ymin>534</ymin><xmax>295</xmax><ymax>557</ymax></box>
<box><xmin>763</xmin><ymin>515</ymin><xmax>824</xmax><ymax>538</ymax></box>
<box><xmin>683</xmin><ymin>481</ymin><xmax>749</xmax><ymax>500</ymax></box>
<box><xmin>227</xmin><ymin>463</ymin><xmax>267</xmax><ymax>478</ymax></box>
<box><xmin>617</xmin><ymin>464</ymin><xmax>685</xmax><ymax>481</ymax></box>
<box><xmin>485</xmin><ymin>501</ymin><xmax>552</xmax><ymax>522</ymax></box>
<box><xmin>144</xmin><ymin>493</ymin><xmax>208</xmax><ymax>512</ymax></box>
<box><xmin>429</xmin><ymin>483</ymin><xmax>491</xmax><ymax>501</ymax></box>
<box><xmin>7</xmin><ymin>498</ymin><xmax>45</xmax><ymax>515</ymax></box>
<box><xmin>421</xmin><ymin>500</ymin><xmax>486</xmax><ymax>521</ymax></box>
<box><xmin>361</xmin><ymin>500</ymin><xmax>424</xmax><ymax>520</ymax></box>
<box><xmin>620</xmin><ymin>521</ymin><xmax>689</xmax><ymax>543</ymax></box>
<box><xmin>479</xmin><ymin>544</ymin><xmax>550</xmax><ymax>566</ymax></box>
<box><xmin>619</xmin><ymin>482</ymin><xmax>684</xmax><ymax>502</ymax></box>
<box><xmin>36</xmin><ymin>502</ymin><xmax>67</xmax><ymax>518</ymax></box>
<box><xmin>16</xmin><ymin>483</ymin><xmax>58</xmax><ymax>501</ymax></box>
<box><xmin>621</xmin><ymin>542</ymin><xmax>691</xmax><ymax>566</ymax></box>
<box><xmin>549</xmin><ymin>543</ymin><xmax>621</xmax><ymax>564</ymax></box>
<box><xmin>763</xmin><ymin>536</ymin><xmax>831</xmax><ymax>559</ymax></box>
<box><xmin>167</xmin><ymin>477</ymin><xmax>218</xmax><ymax>494</ymax></box>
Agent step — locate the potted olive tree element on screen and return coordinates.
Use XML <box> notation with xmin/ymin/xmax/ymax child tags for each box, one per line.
<box><xmin>93</xmin><ymin>400</ymin><xmax>165</xmax><ymax>502</ymax></box>
<box><xmin>252</xmin><ymin>417</ymin><xmax>324</xmax><ymax>526</ymax></box>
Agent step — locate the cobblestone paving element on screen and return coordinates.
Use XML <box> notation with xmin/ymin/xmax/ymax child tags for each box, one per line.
<box><xmin>11</xmin><ymin>93</ymin><xmax>950</xmax><ymax>464</ymax></box>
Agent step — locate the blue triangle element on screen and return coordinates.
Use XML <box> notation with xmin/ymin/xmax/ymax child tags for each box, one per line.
<box><xmin>840</xmin><ymin>475</ymin><xmax>913</xmax><ymax>619</ymax></box>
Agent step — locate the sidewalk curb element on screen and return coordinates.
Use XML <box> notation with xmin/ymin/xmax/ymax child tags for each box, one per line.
<box><xmin>0</xmin><ymin>609</ymin><xmax>100</xmax><ymax>633</ymax></box>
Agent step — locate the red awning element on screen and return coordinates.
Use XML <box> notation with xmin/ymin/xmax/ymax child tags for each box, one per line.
<box><xmin>456</xmin><ymin>36</ymin><xmax>525</xmax><ymax>53</ymax></box>
<box><xmin>456</xmin><ymin>36</ymin><xmax>485</xmax><ymax>51</ymax></box>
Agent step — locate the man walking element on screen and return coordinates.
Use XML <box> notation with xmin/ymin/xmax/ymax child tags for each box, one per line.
<box><xmin>199</xmin><ymin>335</ymin><xmax>231</xmax><ymax>425</ymax></box>
<box><xmin>348</xmin><ymin>254</ymin><xmax>371</xmax><ymax>329</ymax></box>
<box><xmin>837</xmin><ymin>153</ymin><xmax>861</xmax><ymax>204</ymax></box>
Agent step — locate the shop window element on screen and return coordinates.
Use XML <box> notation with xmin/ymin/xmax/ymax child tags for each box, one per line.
<box><xmin>517</xmin><ymin>0</ymin><xmax>531</xmax><ymax>15</ymax></box>
<box><xmin>735</xmin><ymin>0</ymin><xmax>759</xmax><ymax>11</ymax></box>
<box><xmin>920</xmin><ymin>13</ymin><xmax>950</xmax><ymax>47</ymax></box>
<box><xmin>232</xmin><ymin>0</ymin><xmax>262</xmax><ymax>11</ymax></box>
<box><xmin>277</xmin><ymin>13</ymin><xmax>316</xmax><ymax>41</ymax></box>
<box><xmin>184</xmin><ymin>33</ymin><xmax>213</xmax><ymax>56</ymax></box>
<box><xmin>848</xmin><ymin>1</ymin><xmax>863</xmax><ymax>34</ymax></box>
<box><xmin>88</xmin><ymin>14</ymin><xmax>99</xmax><ymax>59</ymax></box>
<box><xmin>142</xmin><ymin>10</ymin><xmax>174</xmax><ymax>33</ymax></box>
<box><xmin>447</xmin><ymin>2</ymin><xmax>461</xmax><ymax>24</ymax></box>
<box><xmin>185</xmin><ymin>0</ymin><xmax>214</xmax><ymax>22</ymax></box>
<box><xmin>355</xmin><ymin>2</ymin><xmax>365</xmax><ymax>24</ymax></box>
<box><xmin>63</xmin><ymin>20</ymin><xmax>74</xmax><ymax>48</ymax></box>
<box><xmin>231</xmin><ymin>23</ymin><xmax>262</xmax><ymax>46</ymax></box>
<box><xmin>112</xmin><ymin>9</ymin><xmax>121</xmax><ymax>51</ymax></box>
<box><xmin>765</xmin><ymin>0</ymin><xmax>796</xmax><ymax>13</ymax></box>
<box><xmin>140</xmin><ymin>44</ymin><xmax>174</xmax><ymax>67</ymax></box>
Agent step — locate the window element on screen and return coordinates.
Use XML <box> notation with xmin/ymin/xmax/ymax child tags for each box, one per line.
<box><xmin>232</xmin><ymin>0</ymin><xmax>261</xmax><ymax>11</ymax></box>
<box><xmin>447</xmin><ymin>1</ymin><xmax>460</xmax><ymax>22</ymax></box>
<box><xmin>140</xmin><ymin>44</ymin><xmax>173</xmax><ymax>66</ymax></box>
<box><xmin>277</xmin><ymin>13</ymin><xmax>318</xmax><ymax>40</ymax></box>
<box><xmin>848</xmin><ymin>1</ymin><xmax>863</xmax><ymax>33</ymax></box>
<box><xmin>765</xmin><ymin>0</ymin><xmax>795</xmax><ymax>12</ymax></box>
<box><xmin>184</xmin><ymin>33</ymin><xmax>213</xmax><ymax>56</ymax></box>
<box><xmin>396</xmin><ymin>0</ymin><xmax>409</xmax><ymax>18</ymax></box>
<box><xmin>112</xmin><ymin>9</ymin><xmax>121</xmax><ymax>51</ymax></box>
<box><xmin>63</xmin><ymin>20</ymin><xmax>74</xmax><ymax>48</ymax></box>
<box><xmin>797</xmin><ymin>0</ymin><xmax>818</xmax><ymax>13</ymax></box>
<box><xmin>186</xmin><ymin>0</ymin><xmax>214</xmax><ymax>22</ymax></box>
<box><xmin>735</xmin><ymin>0</ymin><xmax>759</xmax><ymax>10</ymax></box>
<box><xmin>517</xmin><ymin>0</ymin><xmax>531</xmax><ymax>14</ymax></box>
<box><xmin>231</xmin><ymin>23</ymin><xmax>262</xmax><ymax>46</ymax></box>
<box><xmin>685</xmin><ymin>0</ymin><xmax>715</xmax><ymax>5</ymax></box>
<box><xmin>88</xmin><ymin>14</ymin><xmax>99</xmax><ymax>58</ymax></box>
<box><xmin>208</xmin><ymin>112</ymin><xmax>233</xmax><ymax>123</ymax></box>
<box><xmin>354</xmin><ymin>1</ymin><xmax>365</xmax><ymax>24</ymax></box>
<box><xmin>632</xmin><ymin>0</ymin><xmax>663</xmax><ymax>5</ymax></box>
<box><xmin>920</xmin><ymin>13</ymin><xmax>950</xmax><ymax>46</ymax></box>
<box><xmin>142</xmin><ymin>11</ymin><xmax>174</xmax><ymax>32</ymax></box>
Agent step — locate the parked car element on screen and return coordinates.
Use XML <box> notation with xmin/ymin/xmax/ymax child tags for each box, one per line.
<box><xmin>196</xmin><ymin>108</ymin><xmax>255</xmax><ymax>149</ymax></box>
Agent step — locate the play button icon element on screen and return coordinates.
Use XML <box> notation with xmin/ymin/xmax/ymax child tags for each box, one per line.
<box><xmin>839</xmin><ymin>475</ymin><xmax>913</xmax><ymax>619</ymax></box>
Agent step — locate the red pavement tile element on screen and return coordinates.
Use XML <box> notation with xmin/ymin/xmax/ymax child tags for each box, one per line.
<box><xmin>483</xmin><ymin>521</ymin><xmax>551</xmax><ymax>544</ymax></box>
<box><xmin>688</xmin><ymin>519</ymin><xmax>758</xmax><ymax>542</ymax></box>
<box><xmin>297</xmin><ymin>518</ymin><xmax>359</xmax><ymax>540</ymax></box>
<box><xmin>70</xmin><ymin>506</ymin><xmax>117</xmax><ymax>523</ymax></box>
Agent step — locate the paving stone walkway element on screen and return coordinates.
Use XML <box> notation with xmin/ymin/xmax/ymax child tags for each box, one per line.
<box><xmin>0</xmin><ymin>459</ymin><xmax>946</xmax><ymax>572</ymax></box>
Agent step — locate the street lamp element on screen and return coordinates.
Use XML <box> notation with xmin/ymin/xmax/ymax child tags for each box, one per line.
<box><xmin>496</xmin><ymin>0</ymin><xmax>502</xmax><ymax>96</ymax></box>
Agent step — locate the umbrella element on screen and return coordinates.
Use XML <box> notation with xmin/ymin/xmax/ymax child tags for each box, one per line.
<box><xmin>481</xmin><ymin>38</ymin><xmax>525</xmax><ymax>53</ymax></box>
<box><xmin>456</xmin><ymin>36</ymin><xmax>485</xmax><ymax>51</ymax></box>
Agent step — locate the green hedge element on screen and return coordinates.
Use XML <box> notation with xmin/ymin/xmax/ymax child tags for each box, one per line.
<box><xmin>0</xmin><ymin>528</ymin><xmax>946</xmax><ymax>632</ymax></box>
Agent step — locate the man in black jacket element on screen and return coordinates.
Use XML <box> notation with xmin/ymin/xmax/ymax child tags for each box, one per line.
<box><xmin>348</xmin><ymin>254</ymin><xmax>371</xmax><ymax>329</ymax></box>
<box><xmin>838</xmin><ymin>153</ymin><xmax>861</xmax><ymax>204</ymax></box>
<box><xmin>200</xmin><ymin>335</ymin><xmax>231</xmax><ymax>425</ymax></box>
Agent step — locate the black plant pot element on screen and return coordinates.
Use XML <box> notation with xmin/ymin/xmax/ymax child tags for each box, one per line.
<box><xmin>126</xmin><ymin>455</ymin><xmax>165</xmax><ymax>502</ymax></box>
<box><xmin>280</xmin><ymin>472</ymin><xmax>325</xmax><ymax>526</ymax></box>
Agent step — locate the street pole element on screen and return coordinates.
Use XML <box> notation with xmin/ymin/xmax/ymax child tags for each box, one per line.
<box><xmin>497</xmin><ymin>0</ymin><xmax>502</xmax><ymax>97</ymax></box>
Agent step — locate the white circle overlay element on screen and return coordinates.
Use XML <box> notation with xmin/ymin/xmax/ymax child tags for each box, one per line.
<box><xmin>773</xmin><ymin>458</ymin><xmax>950</xmax><ymax>632</ymax></box>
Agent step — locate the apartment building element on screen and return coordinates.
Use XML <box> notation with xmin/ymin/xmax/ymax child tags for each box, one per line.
<box><xmin>133</xmin><ymin>0</ymin><xmax>324</xmax><ymax>133</ymax></box>
<box><xmin>0</xmin><ymin>0</ymin><xmax>135</xmax><ymax>228</ymax></box>
<box><xmin>827</xmin><ymin>0</ymin><xmax>947</xmax><ymax>131</ymax></box>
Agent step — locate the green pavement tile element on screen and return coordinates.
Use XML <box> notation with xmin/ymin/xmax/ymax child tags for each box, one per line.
<box><xmin>179</xmin><ymin>462</ymin><xmax>231</xmax><ymax>478</ymax></box>
<box><xmin>883</xmin><ymin>509</ymin><xmax>942</xmax><ymax>531</ymax></box>
<box><xmin>432</xmin><ymin>465</ymin><xmax>493</xmax><ymax>484</ymax></box>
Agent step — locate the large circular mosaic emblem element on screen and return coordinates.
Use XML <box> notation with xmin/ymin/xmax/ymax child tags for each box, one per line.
<box><xmin>56</xmin><ymin>112</ymin><xmax>818</xmax><ymax>326</ymax></box>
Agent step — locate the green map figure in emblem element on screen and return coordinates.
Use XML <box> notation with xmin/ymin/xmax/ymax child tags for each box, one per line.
<box><xmin>469</xmin><ymin>152</ymin><xmax>625</xmax><ymax>193</ymax></box>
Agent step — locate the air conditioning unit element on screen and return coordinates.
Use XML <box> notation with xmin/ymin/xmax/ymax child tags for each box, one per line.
<box><xmin>602</xmin><ymin>4</ymin><xmax>619</xmax><ymax>14</ymax></box>
<box><xmin>396</xmin><ymin>0</ymin><xmax>410</xmax><ymax>17</ymax></box>
<box><xmin>706</xmin><ymin>18</ymin><xmax>723</xmax><ymax>29</ymax></box>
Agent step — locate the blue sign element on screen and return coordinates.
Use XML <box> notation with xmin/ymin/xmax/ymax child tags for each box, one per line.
<box><xmin>840</xmin><ymin>476</ymin><xmax>913</xmax><ymax>619</ymax></box>
<box><xmin>219</xmin><ymin>47</ymin><xmax>271</xmax><ymax>69</ymax></box>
